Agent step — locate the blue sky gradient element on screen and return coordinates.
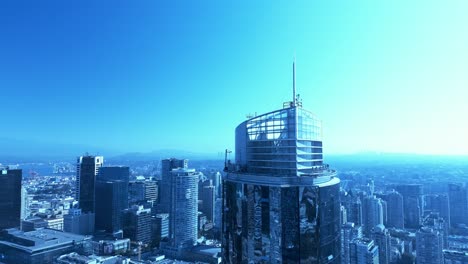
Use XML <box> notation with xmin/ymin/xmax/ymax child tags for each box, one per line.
<box><xmin>1</xmin><ymin>1</ymin><xmax>467</xmax><ymax>155</ymax></box>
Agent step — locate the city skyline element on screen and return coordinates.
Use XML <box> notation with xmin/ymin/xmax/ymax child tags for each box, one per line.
<box><xmin>1</xmin><ymin>1</ymin><xmax>468</xmax><ymax>156</ymax></box>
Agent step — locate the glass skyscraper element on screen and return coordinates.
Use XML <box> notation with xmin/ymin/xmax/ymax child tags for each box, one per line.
<box><xmin>0</xmin><ymin>168</ymin><xmax>22</xmax><ymax>230</ymax></box>
<box><xmin>222</xmin><ymin>66</ymin><xmax>341</xmax><ymax>263</ymax></box>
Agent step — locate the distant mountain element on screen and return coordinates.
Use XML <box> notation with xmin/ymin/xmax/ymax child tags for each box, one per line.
<box><xmin>108</xmin><ymin>149</ymin><xmax>223</xmax><ymax>162</ymax></box>
<box><xmin>0</xmin><ymin>138</ymin><xmax>118</xmax><ymax>162</ymax></box>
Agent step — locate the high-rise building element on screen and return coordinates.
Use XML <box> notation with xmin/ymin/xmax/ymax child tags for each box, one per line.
<box><xmin>341</xmin><ymin>223</ymin><xmax>363</xmax><ymax>264</ymax></box>
<box><xmin>76</xmin><ymin>155</ymin><xmax>103</xmax><ymax>214</ymax></box>
<box><xmin>159</xmin><ymin>158</ymin><xmax>187</xmax><ymax>213</ymax></box>
<box><xmin>448</xmin><ymin>183</ymin><xmax>468</xmax><ymax>228</ymax></box>
<box><xmin>381</xmin><ymin>190</ymin><xmax>404</xmax><ymax>229</ymax></box>
<box><xmin>424</xmin><ymin>194</ymin><xmax>450</xmax><ymax>228</ymax></box>
<box><xmin>342</xmin><ymin>190</ymin><xmax>363</xmax><ymax>226</ymax></box>
<box><xmin>200</xmin><ymin>180</ymin><xmax>216</xmax><ymax>223</ymax></box>
<box><xmin>395</xmin><ymin>184</ymin><xmax>423</xmax><ymax>229</ymax></box>
<box><xmin>95</xmin><ymin>180</ymin><xmax>127</xmax><ymax>233</ymax></box>
<box><xmin>222</xmin><ymin>62</ymin><xmax>341</xmax><ymax>264</ymax></box>
<box><xmin>416</xmin><ymin>227</ymin><xmax>444</xmax><ymax>264</ymax></box>
<box><xmin>21</xmin><ymin>186</ymin><xmax>29</xmax><ymax>220</ymax></box>
<box><xmin>362</xmin><ymin>195</ymin><xmax>384</xmax><ymax>235</ymax></box>
<box><xmin>422</xmin><ymin>212</ymin><xmax>449</xmax><ymax>249</ymax></box>
<box><xmin>122</xmin><ymin>205</ymin><xmax>152</xmax><ymax>244</ymax></box>
<box><xmin>0</xmin><ymin>168</ymin><xmax>22</xmax><ymax>230</ymax></box>
<box><xmin>349</xmin><ymin>238</ymin><xmax>379</xmax><ymax>264</ymax></box>
<box><xmin>170</xmin><ymin>168</ymin><xmax>200</xmax><ymax>250</ymax></box>
<box><xmin>371</xmin><ymin>225</ymin><xmax>391</xmax><ymax>264</ymax></box>
<box><xmin>98</xmin><ymin>166</ymin><xmax>129</xmax><ymax>203</ymax></box>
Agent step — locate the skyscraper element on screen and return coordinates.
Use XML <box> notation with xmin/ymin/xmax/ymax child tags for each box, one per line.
<box><xmin>0</xmin><ymin>167</ymin><xmax>22</xmax><ymax>230</ymax></box>
<box><xmin>95</xmin><ymin>166</ymin><xmax>130</xmax><ymax>234</ymax></box>
<box><xmin>349</xmin><ymin>238</ymin><xmax>379</xmax><ymax>264</ymax></box>
<box><xmin>170</xmin><ymin>168</ymin><xmax>200</xmax><ymax>250</ymax></box>
<box><xmin>200</xmin><ymin>180</ymin><xmax>216</xmax><ymax>223</ymax></box>
<box><xmin>362</xmin><ymin>195</ymin><xmax>384</xmax><ymax>235</ymax></box>
<box><xmin>395</xmin><ymin>184</ymin><xmax>423</xmax><ymax>229</ymax></box>
<box><xmin>222</xmin><ymin>62</ymin><xmax>341</xmax><ymax>263</ymax></box>
<box><xmin>76</xmin><ymin>155</ymin><xmax>103</xmax><ymax>213</ymax></box>
<box><xmin>416</xmin><ymin>227</ymin><xmax>444</xmax><ymax>264</ymax></box>
<box><xmin>341</xmin><ymin>223</ymin><xmax>363</xmax><ymax>264</ymax></box>
<box><xmin>382</xmin><ymin>190</ymin><xmax>404</xmax><ymax>229</ymax></box>
<box><xmin>122</xmin><ymin>205</ymin><xmax>152</xmax><ymax>244</ymax></box>
<box><xmin>371</xmin><ymin>225</ymin><xmax>391</xmax><ymax>264</ymax></box>
<box><xmin>448</xmin><ymin>183</ymin><xmax>468</xmax><ymax>228</ymax></box>
<box><xmin>424</xmin><ymin>194</ymin><xmax>450</xmax><ymax>228</ymax></box>
<box><xmin>95</xmin><ymin>180</ymin><xmax>127</xmax><ymax>233</ymax></box>
<box><xmin>98</xmin><ymin>166</ymin><xmax>130</xmax><ymax>202</ymax></box>
<box><xmin>159</xmin><ymin>158</ymin><xmax>187</xmax><ymax>213</ymax></box>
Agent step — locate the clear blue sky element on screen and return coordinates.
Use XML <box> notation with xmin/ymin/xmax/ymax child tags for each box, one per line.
<box><xmin>1</xmin><ymin>1</ymin><xmax>467</xmax><ymax>155</ymax></box>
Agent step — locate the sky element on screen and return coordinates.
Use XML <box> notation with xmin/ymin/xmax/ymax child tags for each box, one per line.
<box><xmin>0</xmin><ymin>1</ymin><xmax>467</xmax><ymax>156</ymax></box>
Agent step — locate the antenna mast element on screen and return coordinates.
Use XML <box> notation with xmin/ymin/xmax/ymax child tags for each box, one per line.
<box><xmin>293</xmin><ymin>57</ymin><xmax>296</xmax><ymax>106</ymax></box>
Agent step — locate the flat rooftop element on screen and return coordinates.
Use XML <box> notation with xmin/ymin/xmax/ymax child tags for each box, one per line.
<box><xmin>0</xmin><ymin>228</ymin><xmax>88</xmax><ymax>253</ymax></box>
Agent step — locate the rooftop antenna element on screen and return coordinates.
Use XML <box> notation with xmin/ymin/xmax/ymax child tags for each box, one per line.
<box><xmin>293</xmin><ymin>56</ymin><xmax>296</xmax><ymax>106</ymax></box>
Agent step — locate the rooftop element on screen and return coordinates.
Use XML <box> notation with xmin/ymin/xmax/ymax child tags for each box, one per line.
<box><xmin>0</xmin><ymin>228</ymin><xmax>89</xmax><ymax>253</ymax></box>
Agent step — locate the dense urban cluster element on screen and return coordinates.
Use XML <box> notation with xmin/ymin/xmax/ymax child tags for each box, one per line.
<box><xmin>0</xmin><ymin>157</ymin><xmax>223</xmax><ymax>264</ymax></box>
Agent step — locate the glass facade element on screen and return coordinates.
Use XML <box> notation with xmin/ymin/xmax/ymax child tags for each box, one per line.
<box><xmin>223</xmin><ymin>105</ymin><xmax>341</xmax><ymax>264</ymax></box>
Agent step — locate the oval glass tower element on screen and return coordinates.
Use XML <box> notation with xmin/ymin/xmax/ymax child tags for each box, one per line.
<box><xmin>222</xmin><ymin>64</ymin><xmax>341</xmax><ymax>264</ymax></box>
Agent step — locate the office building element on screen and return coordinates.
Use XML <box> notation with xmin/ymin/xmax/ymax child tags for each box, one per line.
<box><xmin>0</xmin><ymin>168</ymin><xmax>22</xmax><ymax>230</ymax></box>
<box><xmin>362</xmin><ymin>195</ymin><xmax>384</xmax><ymax>235</ymax></box>
<box><xmin>381</xmin><ymin>190</ymin><xmax>404</xmax><ymax>229</ymax></box>
<box><xmin>349</xmin><ymin>238</ymin><xmax>379</xmax><ymax>264</ymax></box>
<box><xmin>342</xmin><ymin>191</ymin><xmax>363</xmax><ymax>226</ymax></box>
<box><xmin>129</xmin><ymin>180</ymin><xmax>158</xmax><ymax>206</ymax></box>
<box><xmin>371</xmin><ymin>225</ymin><xmax>390</xmax><ymax>264</ymax></box>
<box><xmin>160</xmin><ymin>158</ymin><xmax>187</xmax><ymax>213</ymax></box>
<box><xmin>424</xmin><ymin>194</ymin><xmax>450</xmax><ymax>228</ymax></box>
<box><xmin>416</xmin><ymin>227</ymin><xmax>444</xmax><ymax>264</ymax></box>
<box><xmin>63</xmin><ymin>208</ymin><xmax>94</xmax><ymax>235</ymax></box>
<box><xmin>395</xmin><ymin>184</ymin><xmax>423</xmax><ymax>229</ymax></box>
<box><xmin>21</xmin><ymin>187</ymin><xmax>29</xmax><ymax>220</ymax></box>
<box><xmin>200</xmin><ymin>180</ymin><xmax>216</xmax><ymax>223</ymax></box>
<box><xmin>170</xmin><ymin>168</ymin><xmax>200</xmax><ymax>249</ymax></box>
<box><xmin>122</xmin><ymin>205</ymin><xmax>152</xmax><ymax>244</ymax></box>
<box><xmin>341</xmin><ymin>223</ymin><xmax>363</xmax><ymax>264</ymax></box>
<box><xmin>448</xmin><ymin>183</ymin><xmax>468</xmax><ymax>228</ymax></box>
<box><xmin>222</xmin><ymin>62</ymin><xmax>341</xmax><ymax>264</ymax></box>
<box><xmin>152</xmin><ymin>213</ymin><xmax>169</xmax><ymax>246</ymax></box>
<box><xmin>95</xmin><ymin>180</ymin><xmax>127</xmax><ymax>233</ymax></box>
<box><xmin>76</xmin><ymin>155</ymin><xmax>103</xmax><ymax>214</ymax></box>
<box><xmin>98</xmin><ymin>166</ymin><xmax>130</xmax><ymax>206</ymax></box>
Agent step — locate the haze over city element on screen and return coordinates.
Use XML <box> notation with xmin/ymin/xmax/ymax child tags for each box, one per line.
<box><xmin>1</xmin><ymin>1</ymin><xmax>467</xmax><ymax>157</ymax></box>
